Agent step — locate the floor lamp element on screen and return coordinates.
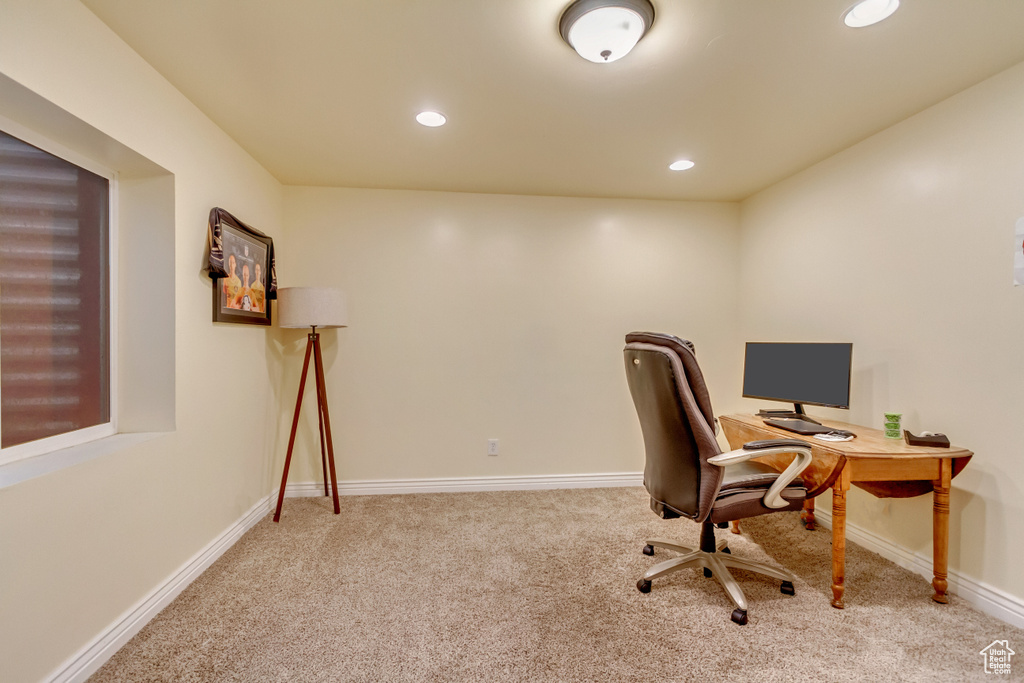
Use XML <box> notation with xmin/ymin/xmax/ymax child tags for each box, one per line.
<box><xmin>274</xmin><ymin>287</ymin><xmax>348</xmax><ymax>522</ymax></box>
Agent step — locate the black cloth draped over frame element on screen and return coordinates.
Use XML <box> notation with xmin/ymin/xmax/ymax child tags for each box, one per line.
<box><xmin>206</xmin><ymin>207</ymin><xmax>278</xmax><ymax>300</ymax></box>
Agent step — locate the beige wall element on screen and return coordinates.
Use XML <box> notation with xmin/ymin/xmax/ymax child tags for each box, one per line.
<box><xmin>278</xmin><ymin>188</ymin><xmax>740</xmax><ymax>483</ymax></box>
<box><xmin>738</xmin><ymin>62</ymin><xmax>1024</xmax><ymax>600</ymax></box>
<box><xmin>0</xmin><ymin>2</ymin><xmax>285</xmax><ymax>681</ymax></box>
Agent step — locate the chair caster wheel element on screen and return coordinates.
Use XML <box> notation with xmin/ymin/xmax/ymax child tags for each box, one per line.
<box><xmin>703</xmin><ymin>568</ymin><xmax>713</xmax><ymax>578</ymax></box>
<box><xmin>642</xmin><ymin>544</ymin><xmax>654</xmax><ymax>556</ymax></box>
<box><xmin>781</xmin><ymin>581</ymin><xmax>795</xmax><ymax>595</ymax></box>
<box><xmin>722</xmin><ymin>547</ymin><xmax>731</xmax><ymax>554</ymax></box>
<box><xmin>731</xmin><ymin>609</ymin><xmax>748</xmax><ymax>625</ymax></box>
<box><xmin>637</xmin><ymin>579</ymin><xmax>652</xmax><ymax>593</ymax></box>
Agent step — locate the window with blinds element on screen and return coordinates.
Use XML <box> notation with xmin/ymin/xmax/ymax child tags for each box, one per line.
<box><xmin>0</xmin><ymin>129</ymin><xmax>110</xmax><ymax>452</ymax></box>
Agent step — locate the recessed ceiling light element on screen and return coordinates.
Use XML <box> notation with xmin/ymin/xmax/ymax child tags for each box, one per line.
<box><xmin>416</xmin><ymin>111</ymin><xmax>447</xmax><ymax>127</ymax></box>
<box><xmin>669</xmin><ymin>160</ymin><xmax>695</xmax><ymax>171</ymax></box>
<box><xmin>844</xmin><ymin>0</ymin><xmax>899</xmax><ymax>28</ymax></box>
<box><xmin>558</xmin><ymin>0</ymin><xmax>655</xmax><ymax>63</ymax></box>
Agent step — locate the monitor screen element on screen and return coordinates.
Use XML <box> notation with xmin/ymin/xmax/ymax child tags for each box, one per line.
<box><xmin>742</xmin><ymin>342</ymin><xmax>852</xmax><ymax>409</ymax></box>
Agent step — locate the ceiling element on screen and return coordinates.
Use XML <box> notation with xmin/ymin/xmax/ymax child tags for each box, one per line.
<box><xmin>81</xmin><ymin>0</ymin><xmax>1024</xmax><ymax>202</ymax></box>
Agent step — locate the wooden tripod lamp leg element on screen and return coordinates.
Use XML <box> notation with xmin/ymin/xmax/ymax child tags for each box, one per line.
<box><xmin>273</xmin><ymin>333</ymin><xmax>315</xmax><ymax>523</ymax></box>
<box><xmin>317</xmin><ymin>386</ymin><xmax>328</xmax><ymax>497</ymax></box>
<box><xmin>313</xmin><ymin>334</ymin><xmax>341</xmax><ymax>514</ymax></box>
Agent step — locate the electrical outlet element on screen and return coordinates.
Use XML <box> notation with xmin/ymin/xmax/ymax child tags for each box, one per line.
<box><xmin>487</xmin><ymin>439</ymin><xmax>499</xmax><ymax>456</ymax></box>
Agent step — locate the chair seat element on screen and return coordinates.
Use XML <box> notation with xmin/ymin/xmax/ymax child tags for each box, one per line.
<box><xmin>720</xmin><ymin>459</ymin><xmax>803</xmax><ymax>490</ymax></box>
<box><xmin>710</xmin><ymin>460</ymin><xmax>806</xmax><ymax>523</ymax></box>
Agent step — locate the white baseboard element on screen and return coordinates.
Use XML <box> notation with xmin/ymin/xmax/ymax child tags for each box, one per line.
<box><xmin>45</xmin><ymin>493</ymin><xmax>273</xmax><ymax>683</ymax></box>
<box><xmin>43</xmin><ymin>471</ymin><xmax>642</xmax><ymax>683</ymax></box>
<box><xmin>282</xmin><ymin>471</ymin><xmax>644</xmax><ymax>497</ymax></box>
<box><xmin>813</xmin><ymin>508</ymin><xmax>1024</xmax><ymax>629</ymax></box>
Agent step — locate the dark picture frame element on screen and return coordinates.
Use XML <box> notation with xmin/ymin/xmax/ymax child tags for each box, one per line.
<box><xmin>208</xmin><ymin>209</ymin><xmax>276</xmax><ymax>326</ymax></box>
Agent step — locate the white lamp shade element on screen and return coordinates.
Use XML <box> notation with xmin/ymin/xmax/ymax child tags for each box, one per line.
<box><xmin>277</xmin><ymin>287</ymin><xmax>348</xmax><ymax>329</ymax></box>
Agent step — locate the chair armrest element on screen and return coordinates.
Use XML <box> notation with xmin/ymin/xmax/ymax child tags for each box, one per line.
<box><xmin>707</xmin><ymin>440</ymin><xmax>814</xmax><ymax>509</ymax></box>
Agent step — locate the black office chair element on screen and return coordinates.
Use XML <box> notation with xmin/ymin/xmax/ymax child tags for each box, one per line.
<box><xmin>623</xmin><ymin>332</ymin><xmax>813</xmax><ymax>625</ymax></box>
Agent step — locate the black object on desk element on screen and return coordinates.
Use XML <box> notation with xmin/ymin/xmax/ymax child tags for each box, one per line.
<box><xmin>764</xmin><ymin>418</ymin><xmax>855</xmax><ymax>438</ymax></box>
<box><xmin>764</xmin><ymin>418</ymin><xmax>832</xmax><ymax>435</ymax></box>
<box><xmin>757</xmin><ymin>409</ymin><xmax>821</xmax><ymax>424</ymax></box>
<box><xmin>904</xmin><ymin>430</ymin><xmax>950</xmax><ymax>448</ymax></box>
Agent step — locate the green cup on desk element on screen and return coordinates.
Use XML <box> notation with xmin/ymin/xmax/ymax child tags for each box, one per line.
<box><xmin>883</xmin><ymin>412</ymin><xmax>902</xmax><ymax>439</ymax></box>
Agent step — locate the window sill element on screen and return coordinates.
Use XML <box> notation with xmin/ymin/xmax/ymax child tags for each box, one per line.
<box><xmin>0</xmin><ymin>432</ymin><xmax>170</xmax><ymax>489</ymax></box>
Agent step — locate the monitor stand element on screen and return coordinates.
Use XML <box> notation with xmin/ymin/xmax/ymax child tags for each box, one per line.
<box><xmin>755</xmin><ymin>403</ymin><xmax>821</xmax><ymax>425</ymax></box>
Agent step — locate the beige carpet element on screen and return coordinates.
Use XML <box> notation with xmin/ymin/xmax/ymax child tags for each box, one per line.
<box><xmin>90</xmin><ymin>488</ymin><xmax>1022</xmax><ymax>682</ymax></box>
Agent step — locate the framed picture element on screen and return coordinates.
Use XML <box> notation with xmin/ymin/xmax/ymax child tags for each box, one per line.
<box><xmin>208</xmin><ymin>208</ymin><xmax>276</xmax><ymax>326</ymax></box>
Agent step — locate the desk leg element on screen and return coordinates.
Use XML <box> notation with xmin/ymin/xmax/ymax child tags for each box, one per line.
<box><xmin>932</xmin><ymin>459</ymin><xmax>952</xmax><ymax>604</ymax></box>
<box><xmin>830</xmin><ymin>466</ymin><xmax>850</xmax><ymax>609</ymax></box>
<box><xmin>801</xmin><ymin>498</ymin><xmax>816</xmax><ymax>530</ymax></box>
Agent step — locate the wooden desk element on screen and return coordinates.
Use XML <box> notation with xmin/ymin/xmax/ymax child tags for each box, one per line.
<box><xmin>719</xmin><ymin>414</ymin><xmax>972</xmax><ymax>609</ymax></box>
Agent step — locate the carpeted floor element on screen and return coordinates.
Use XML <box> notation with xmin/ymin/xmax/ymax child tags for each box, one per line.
<box><xmin>90</xmin><ymin>488</ymin><xmax>1022</xmax><ymax>682</ymax></box>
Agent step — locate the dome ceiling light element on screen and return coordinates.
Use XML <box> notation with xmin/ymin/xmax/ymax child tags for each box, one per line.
<box><xmin>559</xmin><ymin>0</ymin><xmax>656</xmax><ymax>64</ymax></box>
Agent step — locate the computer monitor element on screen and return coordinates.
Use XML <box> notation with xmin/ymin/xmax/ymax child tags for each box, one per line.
<box><xmin>742</xmin><ymin>342</ymin><xmax>852</xmax><ymax>416</ymax></box>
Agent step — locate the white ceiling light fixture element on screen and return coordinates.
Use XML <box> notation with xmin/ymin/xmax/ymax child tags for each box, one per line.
<box><xmin>416</xmin><ymin>111</ymin><xmax>447</xmax><ymax>127</ymax></box>
<box><xmin>844</xmin><ymin>0</ymin><xmax>900</xmax><ymax>28</ymax></box>
<box><xmin>669</xmin><ymin>159</ymin><xmax>695</xmax><ymax>171</ymax></box>
<box><xmin>559</xmin><ymin>0</ymin><xmax>655</xmax><ymax>64</ymax></box>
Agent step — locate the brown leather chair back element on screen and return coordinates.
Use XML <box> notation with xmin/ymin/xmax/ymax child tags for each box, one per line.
<box><xmin>624</xmin><ymin>332</ymin><xmax>723</xmax><ymax>521</ymax></box>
